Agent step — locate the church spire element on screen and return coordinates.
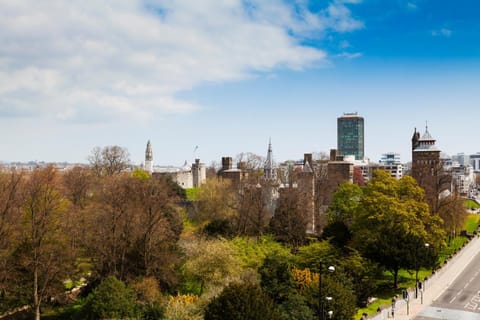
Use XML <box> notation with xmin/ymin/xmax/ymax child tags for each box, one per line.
<box><xmin>264</xmin><ymin>138</ymin><xmax>276</xmax><ymax>181</ymax></box>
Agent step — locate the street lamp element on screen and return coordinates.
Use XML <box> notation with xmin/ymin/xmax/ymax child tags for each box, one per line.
<box><xmin>415</xmin><ymin>242</ymin><xmax>430</xmax><ymax>299</ymax></box>
<box><xmin>319</xmin><ymin>264</ymin><xmax>335</xmax><ymax>320</ymax></box>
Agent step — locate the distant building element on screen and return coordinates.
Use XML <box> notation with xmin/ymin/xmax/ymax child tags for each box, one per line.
<box><xmin>452</xmin><ymin>153</ymin><xmax>470</xmax><ymax>167</ymax></box>
<box><xmin>337</xmin><ymin>112</ymin><xmax>364</xmax><ymax>160</ymax></box>
<box><xmin>144</xmin><ymin>140</ymin><xmax>206</xmax><ymax>189</ymax></box>
<box><xmin>377</xmin><ymin>152</ymin><xmax>404</xmax><ymax>179</ymax></box>
<box><xmin>450</xmin><ymin>164</ymin><xmax>475</xmax><ymax>195</ymax></box>
<box><xmin>471</xmin><ymin>153</ymin><xmax>480</xmax><ymax>173</ymax></box>
<box><xmin>218</xmin><ymin>156</ymin><xmax>248</xmax><ymax>185</ymax></box>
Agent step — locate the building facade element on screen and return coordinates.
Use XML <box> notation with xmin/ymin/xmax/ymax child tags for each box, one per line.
<box><xmin>337</xmin><ymin>113</ymin><xmax>364</xmax><ymax>160</ymax></box>
<box><xmin>411</xmin><ymin>126</ymin><xmax>444</xmax><ymax>212</ymax></box>
<box><xmin>144</xmin><ymin>140</ymin><xmax>206</xmax><ymax>189</ymax></box>
<box><xmin>471</xmin><ymin>153</ymin><xmax>480</xmax><ymax>173</ymax></box>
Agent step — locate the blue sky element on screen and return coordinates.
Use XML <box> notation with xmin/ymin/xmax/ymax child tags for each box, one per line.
<box><xmin>0</xmin><ymin>0</ymin><xmax>479</xmax><ymax>166</ymax></box>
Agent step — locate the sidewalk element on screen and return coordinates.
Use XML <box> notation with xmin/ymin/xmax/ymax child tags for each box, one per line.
<box><xmin>370</xmin><ymin>236</ymin><xmax>480</xmax><ymax>320</ymax></box>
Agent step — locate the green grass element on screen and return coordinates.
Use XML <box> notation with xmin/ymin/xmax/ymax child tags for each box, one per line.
<box><xmin>356</xmin><ymin>268</ymin><xmax>431</xmax><ymax>318</ymax></box>
<box><xmin>465</xmin><ymin>214</ymin><xmax>480</xmax><ymax>233</ymax></box>
<box><xmin>465</xmin><ymin>199</ymin><xmax>480</xmax><ymax>209</ymax></box>
<box><xmin>185</xmin><ymin>188</ymin><xmax>199</xmax><ymax>201</ymax></box>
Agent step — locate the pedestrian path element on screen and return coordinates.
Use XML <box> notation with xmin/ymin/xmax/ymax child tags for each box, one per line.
<box><xmin>370</xmin><ymin>236</ymin><xmax>480</xmax><ymax>320</ymax></box>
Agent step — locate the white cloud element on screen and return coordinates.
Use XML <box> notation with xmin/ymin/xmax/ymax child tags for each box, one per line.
<box><xmin>432</xmin><ymin>28</ymin><xmax>452</xmax><ymax>37</ymax></box>
<box><xmin>0</xmin><ymin>0</ymin><xmax>363</xmax><ymax>122</ymax></box>
<box><xmin>336</xmin><ymin>52</ymin><xmax>362</xmax><ymax>59</ymax></box>
<box><xmin>407</xmin><ymin>2</ymin><xmax>418</xmax><ymax>11</ymax></box>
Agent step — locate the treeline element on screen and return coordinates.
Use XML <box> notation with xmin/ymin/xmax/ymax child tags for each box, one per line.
<box><xmin>0</xmin><ymin>146</ymin><xmax>469</xmax><ymax>320</ymax></box>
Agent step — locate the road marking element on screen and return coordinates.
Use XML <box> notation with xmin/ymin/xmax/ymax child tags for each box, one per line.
<box><xmin>465</xmin><ymin>290</ymin><xmax>480</xmax><ymax>311</ymax></box>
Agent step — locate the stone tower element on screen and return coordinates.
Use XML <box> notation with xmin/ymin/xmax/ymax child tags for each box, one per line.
<box><xmin>192</xmin><ymin>158</ymin><xmax>206</xmax><ymax>187</ymax></box>
<box><xmin>145</xmin><ymin>140</ymin><xmax>153</xmax><ymax>174</ymax></box>
<box><xmin>411</xmin><ymin>125</ymin><xmax>442</xmax><ymax>212</ymax></box>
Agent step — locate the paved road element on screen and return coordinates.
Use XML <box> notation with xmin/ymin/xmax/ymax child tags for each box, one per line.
<box><xmin>414</xmin><ymin>246</ymin><xmax>480</xmax><ymax>320</ymax></box>
<box><xmin>371</xmin><ymin>236</ymin><xmax>480</xmax><ymax>320</ymax></box>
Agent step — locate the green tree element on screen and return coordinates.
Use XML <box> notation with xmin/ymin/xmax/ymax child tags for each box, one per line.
<box><xmin>81</xmin><ymin>276</ymin><xmax>137</xmax><ymax>319</ymax></box>
<box><xmin>193</xmin><ymin>179</ymin><xmax>238</xmax><ymax>223</ymax></box>
<box><xmin>204</xmin><ymin>282</ymin><xmax>277</xmax><ymax>320</ymax></box>
<box><xmin>259</xmin><ymin>250</ymin><xmax>296</xmax><ymax>304</ymax></box>
<box><xmin>326</xmin><ymin>182</ymin><xmax>361</xmax><ymax>227</ymax></box>
<box><xmin>182</xmin><ymin>238</ymin><xmax>242</xmax><ymax>295</ymax></box>
<box><xmin>352</xmin><ymin>171</ymin><xmax>445</xmax><ymax>288</ymax></box>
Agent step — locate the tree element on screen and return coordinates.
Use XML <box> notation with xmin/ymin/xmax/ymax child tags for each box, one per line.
<box><xmin>15</xmin><ymin>166</ymin><xmax>73</xmax><ymax>320</ymax></box>
<box><xmin>326</xmin><ymin>182</ymin><xmax>361</xmax><ymax>227</ymax></box>
<box><xmin>62</xmin><ymin>166</ymin><xmax>93</xmax><ymax>250</ymax></box>
<box><xmin>306</xmin><ymin>274</ymin><xmax>357</xmax><ymax>320</ymax></box>
<box><xmin>234</xmin><ymin>184</ymin><xmax>272</xmax><ymax>237</ymax></box>
<box><xmin>204</xmin><ymin>282</ymin><xmax>277</xmax><ymax>320</ymax></box>
<box><xmin>81</xmin><ymin>276</ymin><xmax>137</xmax><ymax>319</ymax></box>
<box><xmin>235</xmin><ymin>152</ymin><xmax>265</xmax><ymax>171</ymax></box>
<box><xmin>259</xmin><ymin>250</ymin><xmax>296</xmax><ymax>304</ymax></box>
<box><xmin>438</xmin><ymin>193</ymin><xmax>468</xmax><ymax>242</ymax></box>
<box><xmin>269</xmin><ymin>188</ymin><xmax>310</xmax><ymax>249</ymax></box>
<box><xmin>182</xmin><ymin>238</ymin><xmax>242</xmax><ymax>295</ymax></box>
<box><xmin>128</xmin><ymin>176</ymin><xmax>183</xmax><ymax>288</ymax></box>
<box><xmin>0</xmin><ymin>169</ymin><xmax>23</xmax><ymax>297</ymax></box>
<box><xmin>352</xmin><ymin>171</ymin><xmax>445</xmax><ymax>288</ymax></box>
<box><xmin>86</xmin><ymin>174</ymin><xmax>183</xmax><ymax>287</ymax></box>
<box><xmin>88</xmin><ymin>145</ymin><xmax>130</xmax><ymax>176</ymax></box>
<box><xmin>193</xmin><ymin>178</ymin><xmax>238</xmax><ymax>223</ymax></box>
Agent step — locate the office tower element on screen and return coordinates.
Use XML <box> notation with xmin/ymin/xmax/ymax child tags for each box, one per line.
<box><xmin>337</xmin><ymin>113</ymin><xmax>364</xmax><ymax>160</ymax></box>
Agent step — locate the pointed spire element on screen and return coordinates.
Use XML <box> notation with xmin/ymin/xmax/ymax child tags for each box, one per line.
<box><xmin>264</xmin><ymin>138</ymin><xmax>276</xmax><ymax>181</ymax></box>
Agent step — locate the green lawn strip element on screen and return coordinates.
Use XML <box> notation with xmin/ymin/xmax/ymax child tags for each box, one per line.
<box><xmin>41</xmin><ymin>299</ymin><xmax>84</xmax><ymax>319</ymax></box>
<box><xmin>185</xmin><ymin>188</ymin><xmax>199</xmax><ymax>201</ymax></box>
<box><xmin>356</xmin><ymin>268</ymin><xmax>431</xmax><ymax>318</ymax></box>
<box><xmin>465</xmin><ymin>199</ymin><xmax>480</xmax><ymax>209</ymax></box>
<box><xmin>465</xmin><ymin>214</ymin><xmax>480</xmax><ymax>233</ymax></box>
<box><xmin>438</xmin><ymin>236</ymin><xmax>470</xmax><ymax>265</ymax></box>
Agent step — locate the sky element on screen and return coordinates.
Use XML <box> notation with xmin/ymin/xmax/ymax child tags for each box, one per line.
<box><xmin>1</xmin><ymin>0</ymin><xmax>479</xmax><ymax>166</ymax></box>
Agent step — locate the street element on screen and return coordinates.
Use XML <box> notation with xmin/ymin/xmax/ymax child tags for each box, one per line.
<box><xmin>414</xmin><ymin>247</ymin><xmax>480</xmax><ymax>320</ymax></box>
<box><xmin>371</xmin><ymin>236</ymin><xmax>480</xmax><ymax>320</ymax></box>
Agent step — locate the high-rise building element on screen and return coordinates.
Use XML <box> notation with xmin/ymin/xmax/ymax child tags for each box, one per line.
<box><xmin>337</xmin><ymin>113</ymin><xmax>364</xmax><ymax>160</ymax></box>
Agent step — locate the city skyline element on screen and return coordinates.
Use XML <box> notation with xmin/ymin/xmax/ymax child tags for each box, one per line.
<box><xmin>1</xmin><ymin>1</ymin><xmax>479</xmax><ymax>166</ymax></box>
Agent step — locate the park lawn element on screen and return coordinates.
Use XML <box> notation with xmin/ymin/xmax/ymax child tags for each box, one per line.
<box><xmin>356</xmin><ymin>268</ymin><xmax>431</xmax><ymax>319</ymax></box>
<box><xmin>185</xmin><ymin>187</ymin><xmax>199</xmax><ymax>201</ymax></box>
<box><xmin>465</xmin><ymin>199</ymin><xmax>480</xmax><ymax>209</ymax></box>
<box><xmin>465</xmin><ymin>214</ymin><xmax>480</xmax><ymax>233</ymax></box>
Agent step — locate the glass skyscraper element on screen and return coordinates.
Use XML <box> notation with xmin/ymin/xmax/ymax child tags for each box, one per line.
<box><xmin>337</xmin><ymin>113</ymin><xmax>364</xmax><ymax>160</ymax></box>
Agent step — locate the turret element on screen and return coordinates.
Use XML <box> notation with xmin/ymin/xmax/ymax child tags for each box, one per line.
<box><xmin>145</xmin><ymin>140</ymin><xmax>153</xmax><ymax>174</ymax></box>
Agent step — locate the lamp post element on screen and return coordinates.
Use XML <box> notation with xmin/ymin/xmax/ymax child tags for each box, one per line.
<box><xmin>415</xmin><ymin>242</ymin><xmax>430</xmax><ymax>299</ymax></box>
<box><xmin>318</xmin><ymin>263</ymin><xmax>335</xmax><ymax>320</ymax></box>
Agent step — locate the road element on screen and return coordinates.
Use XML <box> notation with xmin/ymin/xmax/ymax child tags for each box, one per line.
<box><xmin>414</xmin><ymin>247</ymin><xmax>480</xmax><ymax>320</ymax></box>
<box><xmin>371</xmin><ymin>236</ymin><xmax>480</xmax><ymax>320</ymax></box>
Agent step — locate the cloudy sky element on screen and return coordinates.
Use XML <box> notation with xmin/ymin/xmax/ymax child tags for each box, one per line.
<box><xmin>1</xmin><ymin>0</ymin><xmax>479</xmax><ymax>166</ymax></box>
